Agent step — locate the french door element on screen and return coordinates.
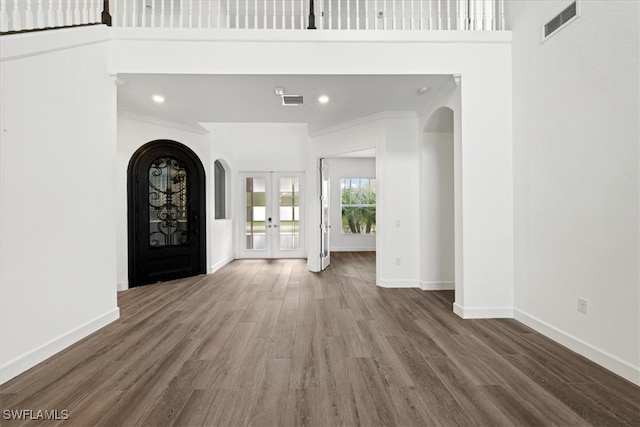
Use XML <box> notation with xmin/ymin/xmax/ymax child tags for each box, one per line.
<box><xmin>238</xmin><ymin>172</ymin><xmax>305</xmax><ymax>259</ymax></box>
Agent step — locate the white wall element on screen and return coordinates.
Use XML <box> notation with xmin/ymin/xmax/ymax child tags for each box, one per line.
<box><xmin>201</xmin><ymin>122</ymin><xmax>309</xmax><ymax>258</ymax></box>
<box><xmin>111</xmin><ymin>29</ymin><xmax>514</xmax><ymax>316</ymax></box>
<box><xmin>512</xmin><ymin>0</ymin><xmax>640</xmax><ymax>384</ymax></box>
<box><xmin>420</xmin><ymin>128</ymin><xmax>455</xmax><ymax>290</ymax></box>
<box><xmin>116</xmin><ymin>115</ymin><xmax>236</xmax><ymax>288</ymax></box>
<box><xmin>0</xmin><ymin>27</ymin><xmax>119</xmax><ymax>383</ymax></box>
<box><xmin>324</xmin><ymin>157</ymin><xmax>376</xmax><ymax>252</ymax></box>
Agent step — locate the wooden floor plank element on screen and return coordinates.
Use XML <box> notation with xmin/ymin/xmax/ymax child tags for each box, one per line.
<box><xmin>1</xmin><ymin>252</ymin><xmax>638</xmax><ymax>427</ymax></box>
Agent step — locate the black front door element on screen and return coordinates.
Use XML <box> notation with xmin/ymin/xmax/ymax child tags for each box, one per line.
<box><xmin>127</xmin><ymin>140</ymin><xmax>206</xmax><ymax>287</ymax></box>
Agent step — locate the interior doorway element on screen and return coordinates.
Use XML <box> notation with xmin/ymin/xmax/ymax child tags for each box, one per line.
<box><xmin>321</xmin><ymin>150</ymin><xmax>377</xmax><ymax>272</ymax></box>
<box><xmin>127</xmin><ymin>140</ymin><xmax>206</xmax><ymax>287</ymax></box>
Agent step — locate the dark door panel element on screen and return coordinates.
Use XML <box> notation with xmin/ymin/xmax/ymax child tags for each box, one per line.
<box><xmin>128</xmin><ymin>140</ymin><xmax>206</xmax><ymax>287</ymax></box>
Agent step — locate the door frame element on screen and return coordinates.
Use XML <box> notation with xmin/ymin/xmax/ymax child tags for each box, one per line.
<box><xmin>237</xmin><ymin>171</ymin><xmax>305</xmax><ymax>259</ymax></box>
<box><xmin>127</xmin><ymin>140</ymin><xmax>206</xmax><ymax>287</ymax></box>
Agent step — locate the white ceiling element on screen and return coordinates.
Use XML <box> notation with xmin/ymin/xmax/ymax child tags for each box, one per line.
<box><xmin>117</xmin><ymin>74</ymin><xmax>453</xmax><ymax>134</ymax></box>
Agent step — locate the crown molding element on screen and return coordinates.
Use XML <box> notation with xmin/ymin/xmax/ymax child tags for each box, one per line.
<box><xmin>118</xmin><ymin>110</ymin><xmax>210</xmax><ymax>135</ymax></box>
<box><xmin>310</xmin><ymin>111</ymin><xmax>417</xmax><ymax>138</ymax></box>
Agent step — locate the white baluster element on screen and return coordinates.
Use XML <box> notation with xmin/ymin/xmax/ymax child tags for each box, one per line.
<box><xmin>436</xmin><ymin>0</ymin><xmax>441</xmax><ymax>29</ymax></box>
<box><xmin>89</xmin><ymin>0</ymin><xmax>96</xmax><ymax>23</ymax></box>
<box><xmin>262</xmin><ymin>0</ymin><xmax>266</xmax><ymax>28</ymax></box>
<box><xmin>254</xmin><ymin>0</ymin><xmax>257</xmax><ymax>28</ymax></box>
<box><xmin>197</xmin><ymin>0</ymin><xmax>202</xmax><ymax>27</ymax></box>
<box><xmin>499</xmin><ymin>0</ymin><xmax>504</xmax><ymax>30</ymax></box>
<box><xmin>46</xmin><ymin>0</ymin><xmax>54</xmax><ymax>27</ymax></box>
<box><xmin>64</xmin><ymin>0</ymin><xmax>72</xmax><ymax>25</ymax></box>
<box><xmin>95</xmin><ymin>0</ymin><xmax>101</xmax><ymax>22</ymax></box>
<box><xmin>188</xmin><ymin>0</ymin><xmax>193</xmax><ymax>27</ymax></box>
<box><xmin>456</xmin><ymin>0</ymin><xmax>462</xmax><ymax>30</ymax></box>
<box><xmin>280</xmin><ymin>0</ymin><xmax>284</xmax><ymax>29</ymax></box>
<box><xmin>337</xmin><ymin>0</ymin><xmax>340</xmax><ymax>29</ymax></box>
<box><xmin>35</xmin><ymin>0</ymin><xmax>44</xmax><ymax>27</ymax></box>
<box><xmin>149</xmin><ymin>0</ymin><xmax>155</xmax><ymax>27</ymax></box>
<box><xmin>420</xmin><ymin>0</ymin><xmax>425</xmax><ymax>30</ymax></box>
<box><xmin>392</xmin><ymin>0</ymin><xmax>396</xmax><ymax>29</ymax></box>
<box><xmin>484</xmin><ymin>0</ymin><xmax>493</xmax><ymax>30</ymax></box>
<box><xmin>409</xmin><ymin>0</ymin><xmax>414</xmax><ymax>30</ymax></box>
<box><xmin>383</xmin><ymin>0</ymin><xmax>387</xmax><ymax>29</ymax></box>
<box><xmin>24</xmin><ymin>0</ymin><xmax>33</xmax><ymax>29</ymax></box>
<box><xmin>226</xmin><ymin>0</ymin><xmax>229</xmax><ymax>28</ymax></box>
<box><xmin>346</xmin><ymin>0</ymin><xmax>349</xmax><ymax>29</ymax></box>
<box><xmin>81</xmin><ymin>0</ymin><xmax>88</xmax><ymax>23</ymax></box>
<box><xmin>299</xmin><ymin>0</ymin><xmax>303</xmax><ymax>29</ymax></box>
<box><xmin>446</xmin><ymin>0</ymin><xmax>450</xmax><ymax>29</ymax></box>
<box><xmin>73</xmin><ymin>0</ymin><xmax>80</xmax><ymax>24</ymax></box>
<box><xmin>207</xmin><ymin>0</ymin><xmax>212</xmax><ymax>27</ymax></box>
<box><xmin>178</xmin><ymin>0</ymin><xmax>184</xmax><ymax>28</ymax></box>
<box><xmin>271</xmin><ymin>0</ymin><xmax>274</xmax><ymax>28</ymax></box>
<box><xmin>327</xmin><ymin>0</ymin><xmax>331</xmax><ymax>29</ymax></box>
<box><xmin>289</xmin><ymin>0</ymin><xmax>293</xmax><ymax>29</ymax></box>
<box><xmin>401</xmin><ymin>0</ymin><xmax>405</xmax><ymax>30</ymax></box>
<box><xmin>131</xmin><ymin>0</ymin><xmax>138</xmax><ymax>27</ymax></box>
<box><xmin>0</xmin><ymin>0</ymin><xmax>8</xmax><ymax>32</ymax></box>
<box><xmin>10</xmin><ymin>0</ymin><xmax>19</xmax><ymax>30</ymax></box>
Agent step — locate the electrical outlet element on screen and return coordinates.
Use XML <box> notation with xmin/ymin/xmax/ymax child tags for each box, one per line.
<box><xmin>577</xmin><ymin>298</ymin><xmax>587</xmax><ymax>314</ymax></box>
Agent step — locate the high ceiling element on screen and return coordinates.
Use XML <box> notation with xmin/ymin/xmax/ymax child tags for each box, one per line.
<box><xmin>117</xmin><ymin>74</ymin><xmax>453</xmax><ymax>134</ymax></box>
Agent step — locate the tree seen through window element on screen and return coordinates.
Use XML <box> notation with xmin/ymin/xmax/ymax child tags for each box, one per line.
<box><xmin>341</xmin><ymin>178</ymin><xmax>376</xmax><ymax>234</ymax></box>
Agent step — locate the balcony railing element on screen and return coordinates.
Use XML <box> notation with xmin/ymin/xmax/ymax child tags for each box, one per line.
<box><xmin>1</xmin><ymin>0</ymin><xmax>507</xmax><ymax>34</ymax></box>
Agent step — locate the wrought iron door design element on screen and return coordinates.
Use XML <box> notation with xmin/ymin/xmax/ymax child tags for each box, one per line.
<box><xmin>128</xmin><ymin>140</ymin><xmax>206</xmax><ymax>287</ymax></box>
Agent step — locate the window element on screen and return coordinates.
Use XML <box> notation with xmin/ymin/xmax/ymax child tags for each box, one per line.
<box><xmin>214</xmin><ymin>160</ymin><xmax>227</xmax><ymax>219</ymax></box>
<box><xmin>340</xmin><ymin>178</ymin><xmax>376</xmax><ymax>234</ymax></box>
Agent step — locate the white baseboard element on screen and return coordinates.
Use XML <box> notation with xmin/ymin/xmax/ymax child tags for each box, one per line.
<box><xmin>377</xmin><ymin>278</ymin><xmax>419</xmax><ymax>288</ymax></box>
<box><xmin>453</xmin><ymin>302</ymin><xmax>514</xmax><ymax>319</ymax></box>
<box><xmin>419</xmin><ymin>281</ymin><xmax>455</xmax><ymax>291</ymax></box>
<box><xmin>514</xmin><ymin>309</ymin><xmax>640</xmax><ymax>386</ymax></box>
<box><xmin>0</xmin><ymin>308</ymin><xmax>120</xmax><ymax>385</ymax></box>
<box><xmin>209</xmin><ymin>256</ymin><xmax>234</xmax><ymax>274</ymax></box>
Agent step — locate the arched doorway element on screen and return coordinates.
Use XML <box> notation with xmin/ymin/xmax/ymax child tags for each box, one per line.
<box><xmin>127</xmin><ymin>140</ymin><xmax>206</xmax><ymax>287</ymax></box>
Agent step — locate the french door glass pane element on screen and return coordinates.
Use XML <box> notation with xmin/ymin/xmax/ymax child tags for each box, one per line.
<box><xmin>245</xmin><ymin>177</ymin><xmax>267</xmax><ymax>250</ymax></box>
<box><xmin>279</xmin><ymin>176</ymin><xmax>300</xmax><ymax>251</ymax></box>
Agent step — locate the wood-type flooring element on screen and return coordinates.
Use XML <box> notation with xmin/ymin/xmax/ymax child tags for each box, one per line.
<box><xmin>1</xmin><ymin>252</ymin><xmax>639</xmax><ymax>426</ymax></box>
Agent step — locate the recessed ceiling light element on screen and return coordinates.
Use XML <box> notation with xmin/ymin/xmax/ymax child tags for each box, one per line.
<box><xmin>152</xmin><ymin>95</ymin><xmax>165</xmax><ymax>103</ymax></box>
<box><xmin>318</xmin><ymin>95</ymin><xmax>330</xmax><ymax>104</ymax></box>
<box><xmin>417</xmin><ymin>86</ymin><xmax>430</xmax><ymax>95</ymax></box>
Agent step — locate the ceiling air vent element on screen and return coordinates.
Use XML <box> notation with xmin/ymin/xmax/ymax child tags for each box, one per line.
<box><xmin>282</xmin><ymin>95</ymin><xmax>304</xmax><ymax>106</ymax></box>
<box><xmin>543</xmin><ymin>1</ymin><xmax>578</xmax><ymax>40</ymax></box>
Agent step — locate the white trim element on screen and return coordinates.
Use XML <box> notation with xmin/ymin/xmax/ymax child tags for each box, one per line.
<box><xmin>419</xmin><ymin>281</ymin><xmax>455</xmax><ymax>290</ymax></box>
<box><xmin>311</xmin><ymin>111</ymin><xmax>417</xmax><ymax>138</ymax></box>
<box><xmin>377</xmin><ymin>278</ymin><xmax>420</xmax><ymax>288</ymax></box>
<box><xmin>0</xmin><ymin>25</ymin><xmax>109</xmax><ymax>61</ymax></box>
<box><xmin>514</xmin><ymin>309</ymin><xmax>640</xmax><ymax>386</ymax></box>
<box><xmin>0</xmin><ymin>308</ymin><xmax>120</xmax><ymax>384</ymax></box>
<box><xmin>209</xmin><ymin>256</ymin><xmax>234</xmax><ymax>274</ymax></box>
<box><xmin>117</xmin><ymin>110</ymin><xmax>209</xmax><ymax>135</ymax></box>
<box><xmin>110</xmin><ymin>27</ymin><xmax>513</xmax><ymax>44</ymax></box>
<box><xmin>453</xmin><ymin>302</ymin><xmax>513</xmax><ymax>319</ymax></box>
